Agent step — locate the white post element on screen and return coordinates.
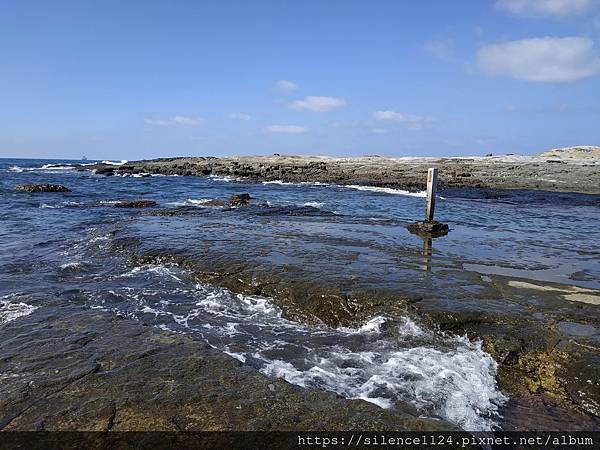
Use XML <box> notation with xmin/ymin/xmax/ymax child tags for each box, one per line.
<box><xmin>425</xmin><ymin>168</ymin><xmax>438</xmax><ymax>222</ymax></box>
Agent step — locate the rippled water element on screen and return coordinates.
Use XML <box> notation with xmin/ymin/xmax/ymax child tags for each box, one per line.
<box><xmin>2</xmin><ymin>158</ymin><xmax>600</xmax><ymax>431</ymax></box>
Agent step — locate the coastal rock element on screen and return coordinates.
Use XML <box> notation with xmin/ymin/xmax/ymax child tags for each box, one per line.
<box><xmin>407</xmin><ymin>221</ymin><xmax>449</xmax><ymax>237</ymax></box>
<box><xmin>0</xmin><ymin>306</ymin><xmax>451</xmax><ymax>432</ymax></box>
<box><xmin>111</xmin><ymin>200</ymin><xmax>157</xmax><ymax>208</ymax></box>
<box><xmin>69</xmin><ymin>154</ymin><xmax>600</xmax><ymax>194</ymax></box>
<box><xmin>105</xmin><ymin>217</ymin><xmax>600</xmax><ymax>428</ymax></box>
<box><xmin>229</xmin><ymin>193</ymin><xmax>252</xmax><ymax>207</ymax></box>
<box><xmin>15</xmin><ymin>184</ymin><xmax>71</xmax><ymax>193</ymax></box>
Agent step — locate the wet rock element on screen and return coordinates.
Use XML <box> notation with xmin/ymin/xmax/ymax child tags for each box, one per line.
<box><xmin>94</xmin><ymin>167</ymin><xmax>115</xmax><ymax>175</ymax></box>
<box><xmin>15</xmin><ymin>184</ymin><xmax>71</xmax><ymax>193</ymax></box>
<box><xmin>407</xmin><ymin>221</ymin><xmax>449</xmax><ymax>237</ymax></box>
<box><xmin>111</xmin><ymin>200</ymin><xmax>157</xmax><ymax>208</ymax></box>
<box><xmin>0</xmin><ymin>306</ymin><xmax>452</xmax><ymax>431</ymax></box>
<box><xmin>70</xmin><ymin>155</ymin><xmax>600</xmax><ymax>194</ymax></box>
<box><xmin>108</xmin><ymin>229</ymin><xmax>600</xmax><ymax>429</ymax></box>
<box><xmin>229</xmin><ymin>193</ymin><xmax>252</xmax><ymax>207</ymax></box>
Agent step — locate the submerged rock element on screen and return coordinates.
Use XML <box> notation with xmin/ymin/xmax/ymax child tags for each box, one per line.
<box><xmin>229</xmin><ymin>193</ymin><xmax>252</xmax><ymax>207</ymax></box>
<box><xmin>15</xmin><ymin>184</ymin><xmax>71</xmax><ymax>193</ymax></box>
<box><xmin>111</xmin><ymin>200</ymin><xmax>158</xmax><ymax>208</ymax></box>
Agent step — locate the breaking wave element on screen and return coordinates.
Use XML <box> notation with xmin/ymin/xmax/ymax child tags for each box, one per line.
<box><xmin>344</xmin><ymin>185</ymin><xmax>427</xmax><ymax>197</ymax></box>
<box><xmin>95</xmin><ymin>263</ymin><xmax>507</xmax><ymax>431</ymax></box>
<box><xmin>260</xmin><ymin>180</ymin><xmax>426</xmax><ymax>198</ymax></box>
<box><xmin>0</xmin><ymin>295</ymin><xmax>37</xmax><ymax>324</ymax></box>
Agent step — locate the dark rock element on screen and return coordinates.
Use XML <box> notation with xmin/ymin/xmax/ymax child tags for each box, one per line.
<box><xmin>111</xmin><ymin>200</ymin><xmax>157</xmax><ymax>208</ymax></box>
<box><xmin>95</xmin><ymin>167</ymin><xmax>115</xmax><ymax>175</ymax></box>
<box><xmin>0</xmin><ymin>306</ymin><xmax>451</xmax><ymax>431</ymax></box>
<box><xmin>229</xmin><ymin>193</ymin><xmax>252</xmax><ymax>207</ymax></box>
<box><xmin>15</xmin><ymin>184</ymin><xmax>71</xmax><ymax>193</ymax></box>
<box><xmin>407</xmin><ymin>221</ymin><xmax>449</xmax><ymax>237</ymax></box>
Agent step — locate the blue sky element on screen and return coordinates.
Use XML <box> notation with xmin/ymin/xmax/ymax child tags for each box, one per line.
<box><xmin>1</xmin><ymin>0</ymin><xmax>600</xmax><ymax>160</ymax></box>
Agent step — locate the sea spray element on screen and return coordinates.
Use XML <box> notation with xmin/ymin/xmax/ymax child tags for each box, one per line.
<box><xmin>98</xmin><ymin>263</ymin><xmax>506</xmax><ymax>431</ymax></box>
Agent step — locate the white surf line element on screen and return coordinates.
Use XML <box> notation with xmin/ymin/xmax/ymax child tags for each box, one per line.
<box><xmin>260</xmin><ymin>180</ymin><xmax>428</xmax><ymax>198</ymax></box>
<box><xmin>104</xmin><ymin>263</ymin><xmax>507</xmax><ymax>431</ymax></box>
<box><xmin>0</xmin><ymin>295</ymin><xmax>37</xmax><ymax>324</ymax></box>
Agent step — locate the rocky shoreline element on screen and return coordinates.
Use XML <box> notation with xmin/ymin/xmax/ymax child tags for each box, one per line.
<box><xmin>75</xmin><ymin>154</ymin><xmax>600</xmax><ymax>194</ymax></box>
<box><xmin>3</xmin><ymin>155</ymin><xmax>599</xmax><ymax>432</ymax></box>
<box><xmin>0</xmin><ymin>304</ymin><xmax>450</xmax><ymax>431</ymax></box>
<box><xmin>108</xmin><ymin>226</ymin><xmax>600</xmax><ymax>431</ymax></box>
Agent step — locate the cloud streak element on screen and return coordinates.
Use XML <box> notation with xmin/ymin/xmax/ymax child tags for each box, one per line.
<box><xmin>476</xmin><ymin>36</ymin><xmax>600</xmax><ymax>83</ymax></box>
<box><xmin>144</xmin><ymin>116</ymin><xmax>204</xmax><ymax>126</ymax></box>
<box><xmin>373</xmin><ymin>110</ymin><xmax>430</xmax><ymax>124</ymax></box>
<box><xmin>424</xmin><ymin>36</ymin><xmax>454</xmax><ymax>61</ymax></box>
<box><xmin>274</xmin><ymin>79</ymin><xmax>299</xmax><ymax>91</ymax></box>
<box><xmin>227</xmin><ymin>113</ymin><xmax>251</xmax><ymax>121</ymax></box>
<box><xmin>291</xmin><ymin>96</ymin><xmax>346</xmax><ymax>112</ymax></box>
<box><xmin>265</xmin><ymin>125</ymin><xmax>308</xmax><ymax>134</ymax></box>
<box><xmin>495</xmin><ymin>0</ymin><xmax>596</xmax><ymax>17</ymax></box>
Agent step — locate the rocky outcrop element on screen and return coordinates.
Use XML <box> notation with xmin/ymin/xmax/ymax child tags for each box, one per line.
<box><xmin>111</xmin><ymin>200</ymin><xmax>157</xmax><ymax>208</ymax></box>
<box><xmin>0</xmin><ymin>305</ymin><xmax>451</xmax><ymax>431</ymax></box>
<box><xmin>105</xmin><ymin>218</ymin><xmax>600</xmax><ymax>430</ymax></box>
<box><xmin>407</xmin><ymin>221</ymin><xmax>449</xmax><ymax>237</ymax></box>
<box><xmin>15</xmin><ymin>184</ymin><xmax>71</xmax><ymax>193</ymax></box>
<box><xmin>229</xmin><ymin>193</ymin><xmax>252</xmax><ymax>207</ymax></box>
<box><xmin>538</xmin><ymin>146</ymin><xmax>600</xmax><ymax>160</ymax></box>
<box><xmin>71</xmin><ymin>154</ymin><xmax>600</xmax><ymax>194</ymax></box>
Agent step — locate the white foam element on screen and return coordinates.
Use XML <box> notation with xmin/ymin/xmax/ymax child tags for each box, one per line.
<box><xmin>260</xmin><ymin>179</ymin><xmax>429</xmax><ymax>198</ymax></box>
<box><xmin>107</xmin><ymin>268</ymin><xmax>506</xmax><ymax>430</ymax></box>
<box><xmin>60</xmin><ymin>261</ymin><xmax>82</xmax><ymax>269</ymax></box>
<box><xmin>263</xmin><ymin>180</ymin><xmax>294</xmax><ymax>185</ymax></box>
<box><xmin>338</xmin><ymin>316</ymin><xmax>388</xmax><ymax>334</ymax></box>
<box><xmin>302</xmin><ymin>202</ymin><xmax>324</xmax><ymax>208</ymax></box>
<box><xmin>12</xmin><ymin>163</ymin><xmax>76</xmax><ymax>172</ymax></box>
<box><xmin>187</xmin><ymin>198</ymin><xmax>211</xmax><ymax>206</ymax></box>
<box><xmin>344</xmin><ymin>185</ymin><xmax>427</xmax><ymax>197</ymax></box>
<box><xmin>38</xmin><ymin>164</ymin><xmax>74</xmax><ymax>170</ymax></box>
<box><xmin>263</xmin><ymin>180</ymin><xmax>329</xmax><ymax>187</ymax></box>
<box><xmin>118</xmin><ymin>264</ymin><xmax>183</xmax><ymax>282</ymax></box>
<box><xmin>102</xmin><ymin>160</ymin><xmax>128</xmax><ymax>166</ymax></box>
<box><xmin>209</xmin><ymin>174</ymin><xmax>243</xmax><ymax>182</ymax></box>
<box><xmin>0</xmin><ymin>296</ymin><xmax>37</xmax><ymax>324</ymax></box>
<box><xmin>39</xmin><ymin>201</ymin><xmax>82</xmax><ymax>209</ymax></box>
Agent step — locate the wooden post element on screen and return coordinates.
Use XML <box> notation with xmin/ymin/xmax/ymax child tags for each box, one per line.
<box><xmin>425</xmin><ymin>167</ymin><xmax>437</xmax><ymax>222</ymax></box>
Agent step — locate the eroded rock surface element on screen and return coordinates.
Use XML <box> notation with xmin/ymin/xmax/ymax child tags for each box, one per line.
<box><xmin>73</xmin><ymin>155</ymin><xmax>600</xmax><ymax>194</ymax></box>
<box><xmin>15</xmin><ymin>184</ymin><xmax>71</xmax><ymax>193</ymax></box>
<box><xmin>111</xmin><ymin>200</ymin><xmax>158</xmax><ymax>208</ymax></box>
<box><xmin>104</xmin><ymin>208</ymin><xmax>600</xmax><ymax>430</ymax></box>
<box><xmin>0</xmin><ymin>305</ymin><xmax>450</xmax><ymax>431</ymax></box>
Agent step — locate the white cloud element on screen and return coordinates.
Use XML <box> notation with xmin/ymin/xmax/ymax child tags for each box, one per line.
<box><xmin>144</xmin><ymin>116</ymin><xmax>203</xmax><ymax>126</ymax></box>
<box><xmin>476</xmin><ymin>37</ymin><xmax>600</xmax><ymax>83</ymax></box>
<box><xmin>227</xmin><ymin>113</ymin><xmax>251</xmax><ymax>121</ymax></box>
<box><xmin>265</xmin><ymin>125</ymin><xmax>308</xmax><ymax>134</ymax></box>
<box><xmin>274</xmin><ymin>79</ymin><xmax>299</xmax><ymax>91</ymax></box>
<box><xmin>495</xmin><ymin>0</ymin><xmax>596</xmax><ymax>17</ymax></box>
<box><xmin>373</xmin><ymin>111</ymin><xmax>429</xmax><ymax>124</ymax></box>
<box><xmin>424</xmin><ymin>36</ymin><xmax>454</xmax><ymax>60</ymax></box>
<box><xmin>291</xmin><ymin>96</ymin><xmax>346</xmax><ymax>112</ymax></box>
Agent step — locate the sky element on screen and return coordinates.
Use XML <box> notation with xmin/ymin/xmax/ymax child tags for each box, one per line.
<box><xmin>1</xmin><ymin>0</ymin><xmax>600</xmax><ymax>160</ymax></box>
